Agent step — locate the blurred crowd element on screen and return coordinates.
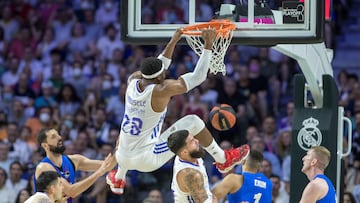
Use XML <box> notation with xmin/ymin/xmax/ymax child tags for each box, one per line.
<box><xmin>0</xmin><ymin>0</ymin><xmax>357</xmax><ymax>203</ymax></box>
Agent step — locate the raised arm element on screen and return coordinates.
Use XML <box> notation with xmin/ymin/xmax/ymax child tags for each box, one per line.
<box><xmin>154</xmin><ymin>28</ymin><xmax>217</xmax><ymax>99</ymax></box>
<box><xmin>178</xmin><ymin>168</ymin><xmax>211</xmax><ymax>203</ymax></box>
<box><xmin>157</xmin><ymin>28</ymin><xmax>183</xmax><ymax>70</ymax></box>
<box><xmin>127</xmin><ymin>70</ymin><xmax>142</xmax><ymax>85</ymax></box>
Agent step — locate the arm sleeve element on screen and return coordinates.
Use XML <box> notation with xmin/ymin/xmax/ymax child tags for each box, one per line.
<box><xmin>157</xmin><ymin>54</ymin><xmax>171</xmax><ymax>70</ymax></box>
<box><xmin>180</xmin><ymin>49</ymin><xmax>212</xmax><ymax>92</ymax></box>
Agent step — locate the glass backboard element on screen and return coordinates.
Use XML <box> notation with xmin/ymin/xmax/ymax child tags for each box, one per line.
<box><xmin>121</xmin><ymin>0</ymin><xmax>325</xmax><ymax>46</ymax></box>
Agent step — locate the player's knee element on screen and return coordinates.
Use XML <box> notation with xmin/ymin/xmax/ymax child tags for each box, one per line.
<box><xmin>182</xmin><ymin>114</ymin><xmax>205</xmax><ymax>135</ymax></box>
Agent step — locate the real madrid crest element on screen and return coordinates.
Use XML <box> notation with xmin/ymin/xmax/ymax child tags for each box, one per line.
<box><xmin>297</xmin><ymin>117</ymin><xmax>322</xmax><ymax>151</ymax></box>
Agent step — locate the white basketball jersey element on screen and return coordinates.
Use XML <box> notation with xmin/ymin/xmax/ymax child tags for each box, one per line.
<box><xmin>119</xmin><ymin>79</ymin><xmax>167</xmax><ymax>154</ymax></box>
<box><xmin>171</xmin><ymin>156</ymin><xmax>212</xmax><ymax>203</ymax></box>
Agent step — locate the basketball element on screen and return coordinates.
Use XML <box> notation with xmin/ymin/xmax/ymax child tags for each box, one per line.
<box><xmin>209</xmin><ymin>104</ymin><xmax>237</xmax><ymax>131</ymax></box>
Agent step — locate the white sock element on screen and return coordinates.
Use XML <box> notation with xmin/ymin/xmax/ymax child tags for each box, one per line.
<box><xmin>204</xmin><ymin>139</ymin><xmax>226</xmax><ymax>163</ymax></box>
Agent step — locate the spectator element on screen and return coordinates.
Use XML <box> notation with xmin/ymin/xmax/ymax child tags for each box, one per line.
<box><xmin>279</xmin><ymin>101</ymin><xmax>294</xmax><ymax>130</ymax></box>
<box><xmin>24</xmin><ymin>106</ymin><xmax>55</xmax><ymax>150</ymax></box>
<box><xmin>0</xmin><ymin>142</ymin><xmax>16</xmax><ymax>174</ymax></box>
<box><xmin>0</xmin><ymin>112</ymin><xmax>8</xmax><ymax>141</ymax></box>
<box><xmin>0</xmin><ymin>167</ymin><xmax>16</xmax><ymax>203</ymax></box>
<box><xmin>156</xmin><ymin>1</ymin><xmax>185</xmax><ymax>24</ymax></box>
<box><xmin>248</xmin><ymin>57</ymin><xmax>268</xmax><ymax>119</ymax></box>
<box><xmin>146</xmin><ymin>188</ymin><xmax>163</xmax><ymax>203</ymax></box>
<box><xmin>15</xmin><ymin>188</ymin><xmax>30</xmax><ymax>203</ymax></box>
<box><xmin>8</xmin><ymin>26</ymin><xmax>37</xmax><ymax>59</ymax></box>
<box><xmin>1</xmin><ymin>57</ymin><xmax>20</xmax><ymax>87</ymax></box>
<box><xmin>5</xmin><ymin>122</ymin><xmax>32</xmax><ymax>165</ymax></box>
<box><xmin>217</xmin><ymin>77</ymin><xmax>245</xmax><ymax>112</ymax></box>
<box><xmin>18</xmin><ymin>46</ymin><xmax>42</xmax><ymax>81</ymax></box>
<box><xmin>344</xmin><ymin>192</ymin><xmax>356</xmax><ymax>203</ymax></box>
<box><xmin>55</xmin><ymin>83</ymin><xmax>81</xmax><ymax>117</ymax></box>
<box><xmin>95</xmin><ymin>0</ymin><xmax>119</xmax><ymax>28</ymax></box>
<box><xmin>245</xmin><ymin>126</ymin><xmax>260</xmax><ymax>144</ymax></box>
<box><xmin>36</xmin><ymin>27</ymin><xmax>58</xmax><ymax>65</ymax></box>
<box><xmin>260</xmin><ymin>116</ymin><xmax>278</xmax><ymax>154</ymax></box>
<box><xmin>181</xmin><ymin>87</ymin><xmax>209</xmax><ymax>122</ymax></box>
<box><xmin>96</xmin><ymin>23</ymin><xmax>124</xmax><ymax>61</ymax></box>
<box><xmin>0</xmin><ymin>5</ymin><xmax>19</xmax><ymax>42</ymax></box>
<box><xmin>93</xmin><ymin>107</ymin><xmax>112</xmax><ymax>145</ymax></box>
<box><xmin>49</xmin><ymin>5</ymin><xmax>75</xmax><ymax>51</ymax></box>
<box><xmin>65</xmin><ymin>61</ymin><xmax>88</xmax><ymax>99</ymax></box>
<box><xmin>250</xmin><ymin>135</ymin><xmax>282</xmax><ymax>177</ymax></box>
<box><xmin>270</xmin><ymin>174</ymin><xmax>289</xmax><ymax>203</ymax></box>
<box><xmin>0</xmin><ymin>27</ymin><xmax>8</xmax><ymax>63</ymax></box>
<box><xmin>67</xmin><ymin>22</ymin><xmax>97</xmax><ymax>61</ymax></box>
<box><xmin>6</xmin><ymin>161</ymin><xmax>28</xmax><ymax>195</ymax></box>
<box><xmin>107</xmin><ymin>48</ymin><xmax>125</xmax><ymax>82</ymax></box>
<box><xmin>74</xmin><ymin>130</ymin><xmax>97</xmax><ymax>159</ymax></box>
<box><xmin>34</xmin><ymin>81</ymin><xmax>57</xmax><ymax>109</ymax></box>
<box><xmin>7</xmin><ymin>99</ymin><xmax>29</xmax><ymax>128</ymax></box>
<box><xmin>68</xmin><ymin>108</ymin><xmax>89</xmax><ymax>141</ymax></box>
<box><xmin>199</xmin><ymin>78</ymin><xmax>218</xmax><ymax>109</ymax></box>
<box><xmin>275</xmin><ymin>128</ymin><xmax>292</xmax><ymax>162</ymax></box>
<box><xmin>106</xmin><ymin>83</ymin><xmax>126</xmax><ymax>125</ymax></box>
<box><xmin>82</xmin><ymin>9</ymin><xmax>103</xmax><ymax>41</ymax></box>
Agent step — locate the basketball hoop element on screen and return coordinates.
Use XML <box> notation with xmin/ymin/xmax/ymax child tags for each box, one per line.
<box><xmin>182</xmin><ymin>19</ymin><xmax>236</xmax><ymax>75</ymax></box>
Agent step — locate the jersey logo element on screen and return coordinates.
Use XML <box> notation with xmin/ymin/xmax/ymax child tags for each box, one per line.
<box><xmin>254</xmin><ymin>179</ymin><xmax>267</xmax><ymax>188</ymax></box>
<box><xmin>297</xmin><ymin>117</ymin><xmax>322</xmax><ymax>151</ymax></box>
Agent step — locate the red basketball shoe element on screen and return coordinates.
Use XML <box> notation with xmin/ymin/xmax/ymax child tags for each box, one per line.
<box><xmin>106</xmin><ymin>170</ymin><xmax>126</xmax><ymax>195</ymax></box>
<box><xmin>215</xmin><ymin>144</ymin><xmax>250</xmax><ymax>173</ymax></box>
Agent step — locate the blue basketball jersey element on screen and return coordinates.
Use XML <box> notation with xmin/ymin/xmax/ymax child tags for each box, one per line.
<box><xmin>315</xmin><ymin>174</ymin><xmax>337</xmax><ymax>203</ymax></box>
<box><xmin>35</xmin><ymin>155</ymin><xmax>76</xmax><ymax>203</ymax></box>
<box><xmin>227</xmin><ymin>172</ymin><xmax>272</xmax><ymax>203</ymax></box>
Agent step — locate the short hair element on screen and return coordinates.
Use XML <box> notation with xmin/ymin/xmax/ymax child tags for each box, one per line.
<box><xmin>270</xmin><ymin>174</ymin><xmax>280</xmax><ymax>180</ymax></box>
<box><xmin>10</xmin><ymin>161</ymin><xmax>22</xmax><ymax>171</ymax></box>
<box><xmin>311</xmin><ymin>146</ymin><xmax>330</xmax><ymax>170</ymax></box>
<box><xmin>38</xmin><ymin>128</ymin><xmax>51</xmax><ymax>144</ymax></box>
<box><xmin>140</xmin><ymin>57</ymin><xmax>162</xmax><ymax>77</ymax></box>
<box><xmin>245</xmin><ymin>150</ymin><xmax>264</xmax><ymax>170</ymax></box>
<box><xmin>167</xmin><ymin>130</ymin><xmax>189</xmax><ymax>155</ymax></box>
<box><xmin>36</xmin><ymin>171</ymin><xmax>60</xmax><ymax>193</ymax></box>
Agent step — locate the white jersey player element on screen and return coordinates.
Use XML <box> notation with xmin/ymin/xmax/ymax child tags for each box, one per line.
<box><xmin>168</xmin><ymin>130</ymin><xmax>215</xmax><ymax>203</ymax></box>
<box><xmin>107</xmin><ymin>28</ymin><xmax>250</xmax><ymax>195</ymax></box>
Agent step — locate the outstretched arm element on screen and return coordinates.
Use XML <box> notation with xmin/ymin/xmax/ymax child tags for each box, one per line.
<box><xmin>36</xmin><ymin>154</ymin><xmax>114</xmax><ymax>198</ymax></box>
<box><xmin>212</xmin><ymin>174</ymin><xmax>240</xmax><ymax>199</ymax></box>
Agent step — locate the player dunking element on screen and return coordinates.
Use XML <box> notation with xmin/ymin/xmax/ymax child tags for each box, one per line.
<box><xmin>107</xmin><ymin>28</ymin><xmax>250</xmax><ymax>194</ymax></box>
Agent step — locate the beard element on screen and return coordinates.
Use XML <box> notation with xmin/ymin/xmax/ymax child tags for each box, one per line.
<box><xmin>189</xmin><ymin>147</ymin><xmax>206</xmax><ymax>159</ymax></box>
<box><xmin>49</xmin><ymin>144</ymin><xmax>66</xmax><ymax>154</ymax></box>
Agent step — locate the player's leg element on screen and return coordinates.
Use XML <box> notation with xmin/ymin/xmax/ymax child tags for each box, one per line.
<box><xmin>160</xmin><ymin>114</ymin><xmax>250</xmax><ymax>173</ymax></box>
<box><xmin>106</xmin><ymin>155</ymin><xmax>128</xmax><ymax>195</ymax></box>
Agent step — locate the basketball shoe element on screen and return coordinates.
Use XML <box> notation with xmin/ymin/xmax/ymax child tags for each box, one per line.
<box><xmin>106</xmin><ymin>170</ymin><xmax>126</xmax><ymax>195</ymax></box>
<box><xmin>215</xmin><ymin>144</ymin><xmax>250</xmax><ymax>173</ymax></box>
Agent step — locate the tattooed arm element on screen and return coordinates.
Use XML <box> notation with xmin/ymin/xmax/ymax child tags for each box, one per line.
<box><xmin>177</xmin><ymin>168</ymin><xmax>209</xmax><ymax>203</ymax></box>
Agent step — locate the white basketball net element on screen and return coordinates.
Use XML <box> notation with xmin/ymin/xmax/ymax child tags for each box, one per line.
<box><xmin>184</xmin><ymin>24</ymin><xmax>234</xmax><ymax>76</ymax></box>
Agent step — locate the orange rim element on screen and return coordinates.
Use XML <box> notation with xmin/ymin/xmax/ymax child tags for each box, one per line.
<box><xmin>182</xmin><ymin>19</ymin><xmax>236</xmax><ymax>36</ymax></box>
